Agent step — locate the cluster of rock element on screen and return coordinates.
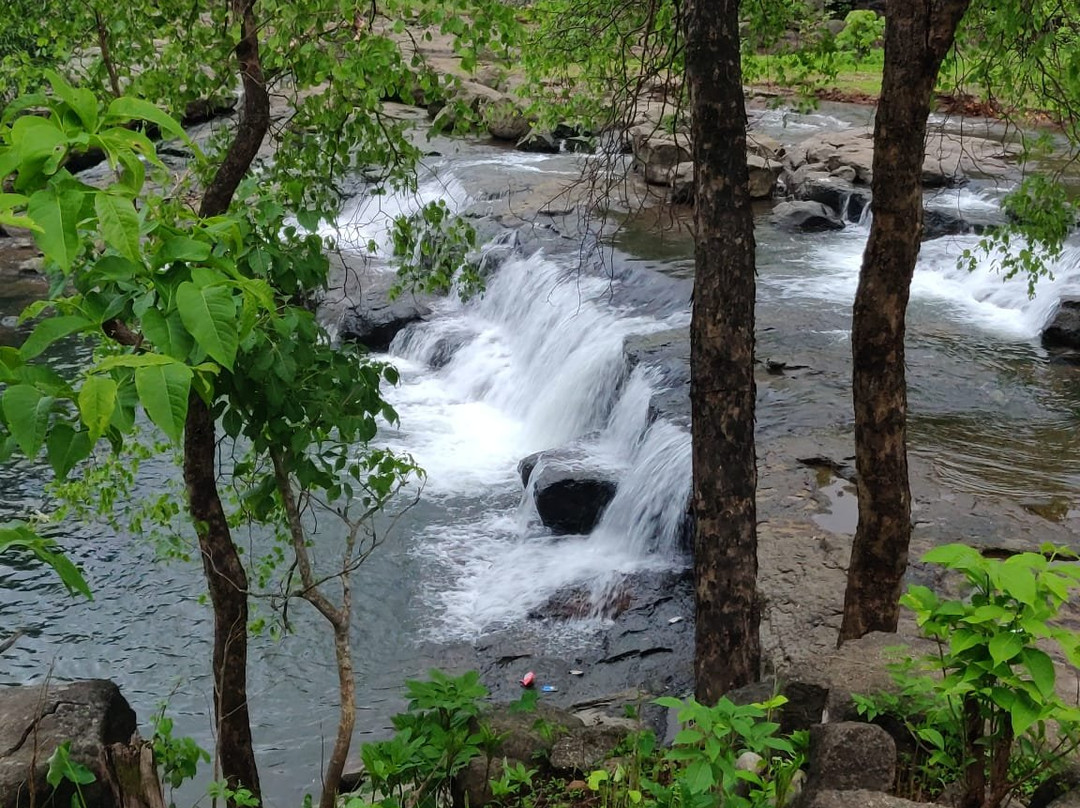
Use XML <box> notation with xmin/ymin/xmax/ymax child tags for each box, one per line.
<box><xmin>0</xmin><ymin>680</ymin><xmax>163</xmax><ymax>808</ymax></box>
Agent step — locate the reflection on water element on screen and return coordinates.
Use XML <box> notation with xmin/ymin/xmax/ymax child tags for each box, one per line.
<box><xmin>911</xmin><ymin>412</ymin><xmax>1080</xmax><ymax>502</ymax></box>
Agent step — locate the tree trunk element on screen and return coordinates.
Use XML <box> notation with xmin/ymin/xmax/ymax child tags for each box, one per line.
<box><xmin>182</xmin><ymin>0</ymin><xmax>271</xmax><ymax>802</ymax></box>
<box><xmin>839</xmin><ymin>0</ymin><xmax>971</xmax><ymax>643</ymax></box>
<box><xmin>184</xmin><ymin>396</ymin><xmax>261</xmax><ymax>804</ymax></box>
<box><xmin>685</xmin><ymin>0</ymin><xmax>761</xmax><ymax>702</ymax></box>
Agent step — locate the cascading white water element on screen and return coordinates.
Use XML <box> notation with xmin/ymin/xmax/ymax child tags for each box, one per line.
<box><xmin>379</xmin><ymin>241</ymin><xmax>692</xmax><ymax>636</ymax></box>
<box><xmin>782</xmin><ymin>186</ymin><xmax>1080</xmax><ymax>340</ymax></box>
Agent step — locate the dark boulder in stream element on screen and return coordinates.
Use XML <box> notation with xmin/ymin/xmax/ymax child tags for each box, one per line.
<box><xmin>519</xmin><ymin>447</ymin><xmax>618</xmax><ymax>535</ymax></box>
<box><xmin>329</xmin><ymin>264</ymin><xmax>432</xmax><ymax>352</ymax></box>
<box><xmin>771</xmin><ymin>200</ymin><xmax>846</xmax><ymax>233</ymax></box>
<box><xmin>1042</xmin><ymin>298</ymin><xmax>1080</xmax><ymax>352</ymax></box>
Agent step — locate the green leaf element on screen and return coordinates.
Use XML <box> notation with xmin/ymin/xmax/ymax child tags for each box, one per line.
<box><xmin>156</xmin><ymin>236</ymin><xmax>212</xmax><ymax>266</ymax></box>
<box><xmin>989</xmin><ymin>631</ymin><xmax>1023</xmax><ymax>666</ymax></box>
<box><xmin>1009</xmin><ymin>692</ymin><xmax>1042</xmax><ymax>736</ymax></box>
<box><xmin>682</xmin><ymin>760</ymin><xmax>715</xmax><ymax>794</ymax></box>
<box><xmin>94</xmin><ymin>192</ymin><xmax>141</xmax><ymax>262</ymax></box>
<box><xmin>141</xmin><ymin>308</ymin><xmax>193</xmax><ymax>360</ymax></box>
<box><xmin>104</xmin><ymin>97</ymin><xmax>189</xmax><ymax>143</ymax></box>
<box><xmin>27</xmin><ymin>185</ymin><xmax>85</xmax><ymax>271</ymax></box>
<box><xmin>134</xmin><ymin>361</ymin><xmax>192</xmax><ymax>443</ymax></box>
<box><xmin>46</xmin><ymin>741</ymin><xmax>96</xmax><ymax>788</ymax></box>
<box><xmin>994</xmin><ymin>557</ymin><xmax>1039</xmax><ymax>606</ymax></box>
<box><xmin>78</xmin><ymin>375</ymin><xmax>117</xmax><ymax>441</ymax></box>
<box><xmin>46</xmin><ymin>422</ymin><xmax>92</xmax><ymax>478</ymax></box>
<box><xmin>176</xmin><ymin>282</ymin><xmax>238</xmax><ymax>368</ymax></box>
<box><xmin>46</xmin><ymin>69</ymin><xmax>99</xmax><ymax>132</ymax></box>
<box><xmin>1022</xmin><ymin>648</ymin><xmax>1056</xmax><ymax>698</ymax></box>
<box><xmin>2</xmin><ymin>385</ymin><xmax>53</xmax><ymax>457</ymax></box>
<box><xmin>0</xmin><ymin>524</ymin><xmax>91</xmax><ymax>599</ymax></box>
<box><xmin>19</xmin><ymin>315</ymin><xmax>91</xmax><ymax>360</ymax></box>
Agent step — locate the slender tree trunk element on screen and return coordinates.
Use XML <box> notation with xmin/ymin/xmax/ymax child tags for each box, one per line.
<box><xmin>324</xmin><ymin>624</ymin><xmax>356</xmax><ymax>808</ymax></box>
<box><xmin>839</xmin><ymin>0</ymin><xmax>970</xmax><ymax>643</ymax></box>
<box><xmin>183</xmin><ymin>0</ymin><xmax>270</xmax><ymax>803</ymax></box>
<box><xmin>270</xmin><ymin>450</ymin><xmax>355</xmax><ymax>808</ymax></box>
<box><xmin>685</xmin><ymin>0</ymin><xmax>761</xmax><ymax>702</ymax></box>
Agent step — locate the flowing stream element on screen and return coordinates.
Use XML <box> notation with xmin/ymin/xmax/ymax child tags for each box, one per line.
<box><xmin>2</xmin><ymin>105</ymin><xmax>1080</xmax><ymax>805</ymax></box>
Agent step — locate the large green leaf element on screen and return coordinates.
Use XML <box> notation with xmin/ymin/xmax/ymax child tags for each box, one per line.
<box><xmin>141</xmin><ymin>308</ymin><xmax>194</xmax><ymax>360</ymax></box>
<box><xmin>19</xmin><ymin>315</ymin><xmax>92</xmax><ymax>360</ymax></box>
<box><xmin>1021</xmin><ymin>647</ymin><xmax>1056</xmax><ymax>697</ymax></box>
<box><xmin>46</xmin><ymin>69</ymin><xmax>99</xmax><ymax>133</ymax></box>
<box><xmin>2</xmin><ymin>385</ymin><xmax>53</xmax><ymax>458</ymax></box>
<box><xmin>989</xmin><ymin>631</ymin><xmax>1023</xmax><ymax>666</ymax></box>
<box><xmin>94</xmin><ymin>192</ymin><xmax>141</xmax><ymax>262</ymax></box>
<box><xmin>78</xmin><ymin>375</ymin><xmax>117</xmax><ymax>441</ymax></box>
<box><xmin>27</xmin><ymin>185</ymin><xmax>85</xmax><ymax>271</ymax></box>
<box><xmin>46</xmin><ymin>422</ymin><xmax>92</xmax><ymax>478</ymax></box>
<box><xmin>176</xmin><ymin>281</ymin><xmax>238</xmax><ymax>368</ymax></box>
<box><xmin>134</xmin><ymin>361</ymin><xmax>192</xmax><ymax>443</ymax></box>
<box><xmin>104</xmin><ymin>97</ymin><xmax>188</xmax><ymax>142</ymax></box>
<box><xmin>155</xmin><ymin>236</ymin><xmax>212</xmax><ymax>266</ymax></box>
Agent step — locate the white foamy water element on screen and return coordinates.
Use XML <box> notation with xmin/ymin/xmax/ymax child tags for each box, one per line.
<box><xmin>771</xmin><ymin>189</ymin><xmax>1080</xmax><ymax>340</ymax></box>
<box><xmin>384</xmin><ymin>255</ymin><xmax>692</xmax><ymax>633</ymax></box>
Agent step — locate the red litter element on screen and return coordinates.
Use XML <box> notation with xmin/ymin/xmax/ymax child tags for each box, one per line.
<box><xmin>520</xmin><ymin>671</ymin><xmax>536</xmax><ymax>688</ymax></box>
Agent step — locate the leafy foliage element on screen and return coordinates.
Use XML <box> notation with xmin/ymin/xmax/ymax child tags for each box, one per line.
<box><xmin>352</xmin><ymin>670</ymin><xmax>498</xmax><ymax>808</ymax></box>
<box><xmin>856</xmin><ymin>543</ymin><xmax>1080</xmax><ymax>808</ymax></box>
<box><xmin>390</xmin><ymin>200</ymin><xmax>481</xmax><ymax>300</ymax></box>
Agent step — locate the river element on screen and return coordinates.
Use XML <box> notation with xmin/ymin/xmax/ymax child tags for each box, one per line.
<box><xmin>2</xmin><ymin>103</ymin><xmax>1079</xmax><ymax>806</ymax></box>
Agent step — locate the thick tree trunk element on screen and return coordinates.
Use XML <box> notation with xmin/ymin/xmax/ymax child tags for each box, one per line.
<box><xmin>183</xmin><ymin>0</ymin><xmax>270</xmax><ymax>803</ymax></box>
<box><xmin>685</xmin><ymin>0</ymin><xmax>761</xmax><ymax>701</ymax></box>
<box><xmin>839</xmin><ymin>0</ymin><xmax>971</xmax><ymax>642</ymax></box>
<box><xmin>184</xmin><ymin>396</ymin><xmax>261</xmax><ymax>803</ymax></box>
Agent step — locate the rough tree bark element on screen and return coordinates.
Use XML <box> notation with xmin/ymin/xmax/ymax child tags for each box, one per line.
<box><xmin>183</xmin><ymin>0</ymin><xmax>270</xmax><ymax>801</ymax></box>
<box><xmin>685</xmin><ymin>0</ymin><xmax>761</xmax><ymax>701</ymax></box>
<box><xmin>839</xmin><ymin>0</ymin><xmax>971</xmax><ymax>643</ymax></box>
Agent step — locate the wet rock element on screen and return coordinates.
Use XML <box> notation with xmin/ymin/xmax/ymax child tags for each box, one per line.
<box><xmin>622</xmin><ymin>328</ymin><xmax>691</xmax><ymax>428</ymax></box>
<box><xmin>516</xmin><ymin>131</ymin><xmax>561</xmax><ymax>154</ymax></box>
<box><xmin>524</xmin><ymin>451</ymin><xmax>619</xmax><ymax>535</ymax></box>
<box><xmin>747</xmin><ymin>153</ymin><xmax>782</xmax><ymax>199</ymax></box>
<box><xmin>0</xmin><ymin>680</ymin><xmax>137</xmax><ymax>808</ymax></box>
<box><xmin>921</xmin><ymin>205</ymin><xmax>1002</xmax><ymax>240</ymax></box>
<box><xmin>485</xmin><ymin>99</ymin><xmax>531</xmax><ymax>142</ymax></box>
<box><xmin>1042</xmin><ymin>298</ymin><xmax>1080</xmax><ymax>351</ymax></box>
<box><xmin>804</xmin><ymin>791</ymin><xmax>940</xmax><ymax>808</ymax></box>
<box><xmin>788</xmin><ymin>169</ymin><xmax>870</xmax><ymax>222</ymax></box>
<box><xmin>549</xmin><ymin>725</ymin><xmax>630</xmax><ymax>773</ymax></box>
<box><xmin>787</xmin><ymin>130</ymin><xmax>875</xmax><ymax>184</ymax></box>
<box><xmin>325</xmin><ymin>260</ymin><xmax>433</xmax><ymax>352</ymax></box>
<box><xmin>338</xmin><ymin>292</ymin><xmax>431</xmax><ymax>352</ymax></box>
<box><xmin>529</xmin><ymin>582</ymin><xmax>632</xmax><ymax>621</ymax></box>
<box><xmin>631</xmin><ymin>127</ymin><xmax>692</xmax><ymax>182</ymax></box>
<box><xmin>182</xmin><ymin>94</ymin><xmax>238</xmax><ymax>125</ymax></box>
<box><xmin>771</xmin><ymin>201</ymin><xmax>845</xmax><ymax>233</ymax></box>
<box><xmin>806</xmin><ymin>722</ymin><xmax>896</xmax><ymax>795</ymax></box>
